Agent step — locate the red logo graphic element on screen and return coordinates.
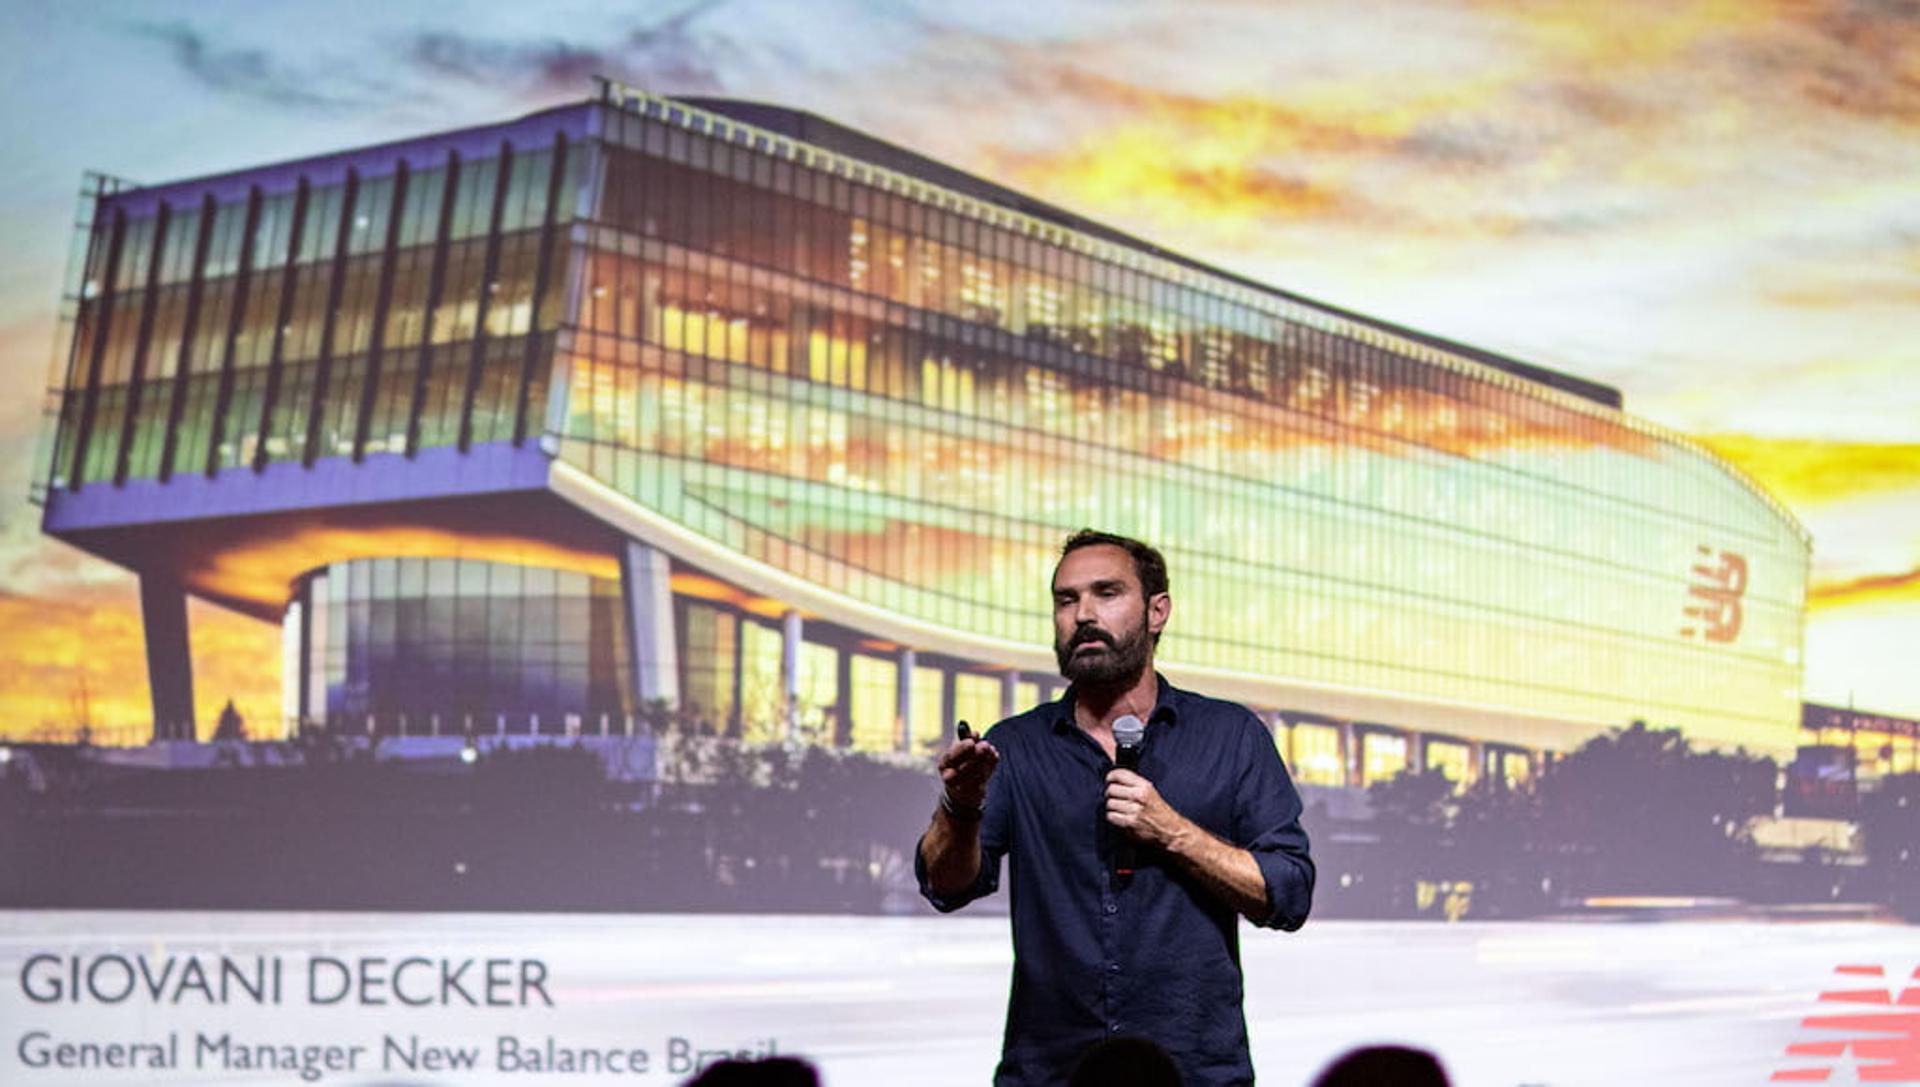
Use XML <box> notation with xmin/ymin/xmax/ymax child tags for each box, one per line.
<box><xmin>1681</xmin><ymin>546</ymin><xmax>1747</xmax><ymax>643</ymax></box>
<box><xmin>1773</xmin><ymin>964</ymin><xmax>1920</xmax><ymax>1082</ymax></box>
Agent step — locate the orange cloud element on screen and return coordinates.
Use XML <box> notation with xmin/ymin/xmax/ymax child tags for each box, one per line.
<box><xmin>1810</xmin><ymin>567</ymin><xmax>1920</xmax><ymax>611</ymax></box>
<box><xmin>1482</xmin><ymin>0</ymin><xmax>1795</xmax><ymax>69</ymax></box>
<box><xmin>983</xmin><ymin>83</ymin><xmax>1364</xmax><ymax>235</ymax></box>
<box><xmin>961</xmin><ymin>0</ymin><xmax>1920</xmax><ymax>265</ymax></box>
<box><xmin>1696</xmin><ymin>434</ymin><xmax>1920</xmax><ymax>507</ymax></box>
<box><xmin>1479</xmin><ymin>0</ymin><xmax>1920</xmax><ymax>125</ymax></box>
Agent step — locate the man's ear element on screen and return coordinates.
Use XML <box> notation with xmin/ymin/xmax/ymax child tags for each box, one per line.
<box><xmin>1147</xmin><ymin>591</ymin><xmax>1171</xmax><ymax>636</ymax></box>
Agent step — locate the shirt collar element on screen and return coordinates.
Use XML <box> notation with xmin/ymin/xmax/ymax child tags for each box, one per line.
<box><xmin>1049</xmin><ymin>671</ymin><xmax>1183</xmax><ymax>734</ymax></box>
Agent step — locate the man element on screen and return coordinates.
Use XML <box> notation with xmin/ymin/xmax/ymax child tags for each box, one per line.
<box><xmin>917</xmin><ymin>529</ymin><xmax>1314</xmax><ymax>1086</ymax></box>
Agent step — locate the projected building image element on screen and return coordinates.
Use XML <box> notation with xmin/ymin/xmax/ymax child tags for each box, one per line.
<box><xmin>35</xmin><ymin>79</ymin><xmax>1810</xmax><ymax>787</ymax></box>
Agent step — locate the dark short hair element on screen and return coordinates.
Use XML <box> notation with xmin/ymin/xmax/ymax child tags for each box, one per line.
<box><xmin>1059</xmin><ymin>529</ymin><xmax>1170</xmax><ymax>600</ymax></box>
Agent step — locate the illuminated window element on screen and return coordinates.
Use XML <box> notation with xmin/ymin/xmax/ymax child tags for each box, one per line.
<box><xmin>848</xmin><ymin>654</ymin><xmax>898</xmax><ymax>753</ymax></box>
<box><xmin>795</xmin><ymin>641</ymin><xmax>839</xmax><ymax>744</ymax></box>
<box><xmin>1425</xmin><ymin>739</ymin><xmax>1472</xmax><ymax>789</ymax></box>
<box><xmin>1498</xmin><ymin>749</ymin><xmax>1533</xmax><ymax>789</ymax></box>
<box><xmin>1360</xmin><ymin>730</ymin><xmax>1408</xmax><ymax>786</ymax></box>
<box><xmin>909</xmin><ymin>666</ymin><xmax>945</xmax><ymax>755</ymax></box>
<box><xmin>954</xmin><ymin>673</ymin><xmax>1001</xmax><ymax>731</ymax></box>
<box><xmin>1291</xmin><ymin>723</ymin><xmax>1344</xmax><ymax>787</ymax></box>
<box><xmin>739</xmin><ymin>621</ymin><xmax>784</xmax><ymax>743</ymax></box>
<box><xmin>681</xmin><ymin>604</ymin><xmax>737</xmax><ymax>732</ymax></box>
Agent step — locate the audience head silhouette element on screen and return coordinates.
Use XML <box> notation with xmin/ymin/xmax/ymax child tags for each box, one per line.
<box><xmin>1068</xmin><ymin>1035</ymin><xmax>1184</xmax><ymax>1087</ymax></box>
<box><xmin>1309</xmin><ymin>1044</ymin><xmax>1451</xmax><ymax>1087</ymax></box>
<box><xmin>683</xmin><ymin>1057</ymin><xmax>821</xmax><ymax>1087</ymax></box>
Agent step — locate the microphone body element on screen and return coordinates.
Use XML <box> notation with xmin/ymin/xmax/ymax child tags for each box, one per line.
<box><xmin>1112</xmin><ymin>715</ymin><xmax>1146</xmax><ymax>879</ymax></box>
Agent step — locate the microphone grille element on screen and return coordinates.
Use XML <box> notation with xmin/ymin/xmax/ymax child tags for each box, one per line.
<box><xmin>1113</xmin><ymin>714</ymin><xmax>1146</xmax><ymax>747</ymax></box>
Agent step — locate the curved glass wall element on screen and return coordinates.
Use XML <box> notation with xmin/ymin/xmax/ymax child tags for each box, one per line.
<box><xmin>294</xmin><ymin>557</ymin><xmax>634</xmax><ymax>733</ymax></box>
<box><xmin>553</xmin><ymin>92</ymin><xmax>1809</xmax><ymax>753</ymax></box>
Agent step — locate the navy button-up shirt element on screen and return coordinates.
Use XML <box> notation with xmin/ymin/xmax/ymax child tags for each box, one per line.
<box><xmin>917</xmin><ymin>677</ymin><xmax>1314</xmax><ymax>1086</ymax></box>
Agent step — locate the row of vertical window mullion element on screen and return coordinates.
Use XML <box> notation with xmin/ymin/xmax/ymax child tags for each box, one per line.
<box><xmin>353</xmin><ymin>160</ymin><xmax>410</xmax><ymax>461</ymax></box>
<box><xmin>829</xmin><ymin>163</ymin><xmax>856</xmax><ymax>589</ymax></box>
<box><xmin>459</xmin><ymin>141</ymin><xmax>516</xmax><ymax>451</ymax></box>
<box><xmin>514</xmin><ymin>132</ymin><xmax>568</xmax><ymax>446</ymax></box>
<box><xmin>203</xmin><ymin>186</ymin><xmax>261</xmax><ymax>478</ymax></box>
<box><xmin>250</xmin><ymin>177</ymin><xmax>311</xmax><ymax>471</ymax></box>
<box><xmin>112</xmin><ymin>202</ymin><xmax>172</xmax><ymax>486</ymax></box>
<box><xmin>157</xmin><ymin>193</ymin><xmax>217</xmax><ymax>483</ymax></box>
<box><xmin>64</xmin><ymin>207</ymin><xmax>127</xmax><ymax>490</ymax></box>
<box><xmin>45</xmin><ymin>214</ymin><xmax>105</xmax><ymax>490</ymax></box>
<box><xmin>576</xmin><ymin>117</ymin><xmax>1689</xmax><ymax>714</ymax></box>
<box><xmin>302</xmin><ymin>169</ymin><xmax>361</xmax><ymax>467</ymax></box>
<box><xmin>402</xmin><ymin>151</ymin><xmax>462</xmax><ymax>457</ymax></box>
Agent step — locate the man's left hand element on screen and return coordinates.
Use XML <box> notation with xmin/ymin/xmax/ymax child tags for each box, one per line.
<box><xmin>1105</xmin><ymin>769</ymin><xmax>1189</xmax><ymax>849</ymax></box>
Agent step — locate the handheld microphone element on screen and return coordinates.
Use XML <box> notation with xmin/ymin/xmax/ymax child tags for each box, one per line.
<box><xmin>1112</xmin><ymin>714</ymin><xmax>1146</xmax><ymax>878</ymax></box>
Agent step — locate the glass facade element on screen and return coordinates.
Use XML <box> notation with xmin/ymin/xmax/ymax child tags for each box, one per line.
<box><xmin>42</xmin><ymin>116</ymin><xmax>588</xmax><ymax>491</ymax></box>
<box><xmin>37</xmin><ymin>84</ymin><xmax>1810</xmax><ymax>765</ymax></box>
<box><xmin>552</xmin><ymin>87</ymin><xmax>1808</xmax><ymax>755</ymax></box>
<box><xmin>295</xmin><ymin>557</ymin><xmax>633</xmax><ymax>733</ymax></box>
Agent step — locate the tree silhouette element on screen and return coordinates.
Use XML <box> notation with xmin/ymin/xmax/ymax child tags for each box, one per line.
<box><xmin>1360</xmin><ymin>721</ymin><xmax>1783</xmax><ymax>915</ymax></box>
<box><xmin>1858</xmin><ymin>771</ymin><xmax>1920</xmax><ymax>921</ymax></box>
<box><xmin>212</xmin><ymin>699</ymin><xmax>247</xmax><ymax>742</ymax></box>
<box><xmin>1529</xmin><ymin>721</ymin><xmax>1774</xmax><ymax>897</ymax></box>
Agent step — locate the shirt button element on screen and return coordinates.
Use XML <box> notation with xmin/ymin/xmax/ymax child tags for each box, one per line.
<box><xmin>1108</xmin><ymin>1022</ymin><xmax>1121</xmax><ymax>1034</ymax></box>
<box><xmin>1108</xmin><ymin>963</ymin><xmax>1120</xmax><ymax>974</ymax></box>
<box><xmin>1104</xmin><ymin>903</ymin><xmax>1118</xmax><ymax>914</ymax></box>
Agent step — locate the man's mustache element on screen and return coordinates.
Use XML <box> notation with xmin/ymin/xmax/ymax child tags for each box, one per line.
<box><xmin>1069</xmin><ymin>628</ymin><xmax>1114</xmax><ymax>649</ymax></box>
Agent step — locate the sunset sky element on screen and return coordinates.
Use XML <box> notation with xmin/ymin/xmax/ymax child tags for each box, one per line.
<box><xmin>1</xmin><ymin>0</ymin><xmax>1914</xmax><ymax>739</ymax></box>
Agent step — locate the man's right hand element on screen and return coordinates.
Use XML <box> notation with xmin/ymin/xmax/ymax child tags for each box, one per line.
<box><xmin>937</xmin><ymin>735</ymin><xmax>1000</xmax><ymax>810</ymax></box>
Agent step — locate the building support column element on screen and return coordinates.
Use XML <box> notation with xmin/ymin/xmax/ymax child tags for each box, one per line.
<box><xmin>728</xmin><ymin>609</ymin><xmax>745</xmax><ymax>737</ymax></box>
<box><xmin>1339</xmin><ymin>719</ymin><xmax>1358</xmax><ymax>788</ymax></box>
<box><xmin>941</xmin><ymin>669</ymin><xmax>958</xmax><ymax>738</ymax></box>
<box><xmin>1001</xmin><ymin>670</ymin><xmax>1020</xmax><ymax>720</ymax></box>
<box><xmin>781</xmin><ymin>609</ymin><xmax>803</xmax><ymax>741</ymax></box>
<box><xmin>1407</xmin><ymin>729</ymin><xmax>1425</xmax><ymax>777</ymax></box>
<box><xmin>619</xmin><ymin>540</ymin><xmax>680</xmax><ymax>716</ymax></box>
<box><xmin>896</xmin><ymin>647</ymin><xmax>917</xmax><ymax>754</ymax></box>
<box><xmin>280</xmin><ymin>581</ymin><xmax>308</xmax><ymax>736</ymax></box>
<box><xmin>833</xmin><ymin>644</ymin><xmax>853</xmax><ymax>748</ymax></box>
<box><xmin>1468</xmin><ymin>740</ymin><xmax>1487</xmax><ymax>788</ymax></box>
<box><xmin>140</xmin><ymin>575</ymin><xmax>195</xmax><ymax>743</ymax></box>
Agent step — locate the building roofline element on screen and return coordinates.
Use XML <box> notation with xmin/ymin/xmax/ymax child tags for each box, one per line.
<box><xmin>73</xmin><ymin>84</ymin><xmax>1616</xmax><ymax>411</ymax></box>
<box><xmin>94</xmin><ymin>101</ymin><xmax>596</xmax><ymax>213</ymax></box>
<box><xmin>676</xmin><ymin>93</ymin><xmax>1623</xmax><ymax>411</ymax></box>
<box><xmin>615</xmin><ymin>83</ymin><xmax>1804</xmax><ymax>545</ymax></box>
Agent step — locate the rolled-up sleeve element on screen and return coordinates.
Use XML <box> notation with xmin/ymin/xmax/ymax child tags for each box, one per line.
<box><xmin>1233</xmin><ymin>714</ymin><xmax>1315</xmax><ymax>930</ymax></box>
<box><xmin>915</xmin><ymin>732</ymin><xmax>1014</xmax><ymax>912</ymax></box>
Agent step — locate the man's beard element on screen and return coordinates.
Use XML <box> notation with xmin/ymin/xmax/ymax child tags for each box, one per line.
<box><xmin>1055</xmin><ymin>612</ymin><xmax>1153</xmax><ymax>687</ymax></box>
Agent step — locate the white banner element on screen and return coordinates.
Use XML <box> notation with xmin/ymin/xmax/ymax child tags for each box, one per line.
<box><xmin>8</xmin><ymin>912</ymin><xmax>1920</xmax><ymax>1085</ymax></box>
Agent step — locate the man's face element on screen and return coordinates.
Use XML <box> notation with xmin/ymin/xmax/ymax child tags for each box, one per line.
<box><xmin>1051</xmin><ymin>544</ymin><xmax>1170</xmax><ymax>686</ymax></box>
